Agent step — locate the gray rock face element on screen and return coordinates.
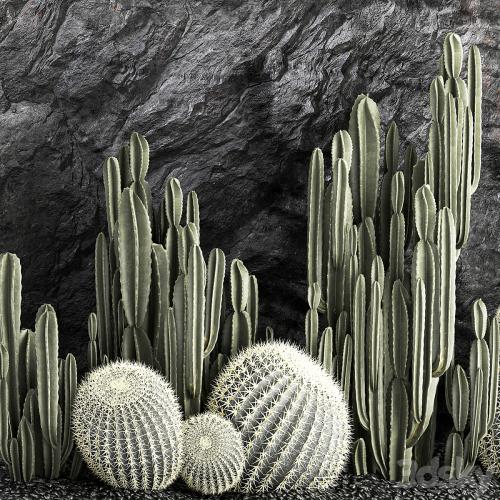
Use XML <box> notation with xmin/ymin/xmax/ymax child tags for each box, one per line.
<box><xmin>0</xmin><ymin>0</ymin><xmax>498</xmax><ymax>367</ymax></box>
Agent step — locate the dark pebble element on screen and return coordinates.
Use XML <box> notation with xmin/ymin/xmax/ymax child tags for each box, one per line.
<box><xmin>0</xmin><ymin>467</ymin><xmax>499</xmax><ymax>499</ymax></box>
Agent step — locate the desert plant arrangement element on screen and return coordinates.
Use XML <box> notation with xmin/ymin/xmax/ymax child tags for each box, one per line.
<box><xmin>88</xmin><ymin>134</ymin><xmax>259</xmax><ymax>416</ymax></box>
<box><xmin>305</xmin><ymin>33</ymin><xmax>499</xmax><ymax>481</ymax></box>
<box><xmin>71</xmin><ymin>360</ymin><xmax>183</xmax><ymax>490</ymax></box>
<box><xmin>0</xmin><ymin>29</ymin><xmax>497</xmax><ymax>496</ymax></box>
<box><xmin>207</xmin><ymin>341</ymin><xmax>351</xmax><ymax>492</ymax></box>
<box><xmin>0</xmin><ymin>253</ymin><xmax>82</xmax><ymax>481</ymax></box>
<box><xmin>181</xmin><ymin>412</ymin><xmax>244</xmax><ymax>494</ymax></box>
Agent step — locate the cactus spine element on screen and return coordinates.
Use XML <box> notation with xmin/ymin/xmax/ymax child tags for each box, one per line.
<box><xmin>0</xmin><ymin>254</ymin><xmax>81</xmax><ymax>481</ymax></box>
<box><xmin>305</xmin><ymin>34</ymin><xmax>496</xmax><ymax>481</ymax></box>
<box><xmin>90</xmin><ymin>133</ymin><xmax>258</xmax><ymax>416</ymax></box>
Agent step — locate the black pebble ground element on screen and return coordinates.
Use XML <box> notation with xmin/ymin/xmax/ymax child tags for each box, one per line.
<box><xmin>1</xmin><ymin>468</ymin><xmax>499</xmax><ymax>500</ymax></box>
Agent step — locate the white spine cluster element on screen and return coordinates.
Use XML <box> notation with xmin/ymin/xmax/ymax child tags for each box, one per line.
<box><xmin>72</xmin><ymin>360</ymin><xmax>183</xmax><ymax>491</ymax></box>
<box><xmin>479</xmin><ymin>382</ymin><xmax>500</xmax><ymax>477</ymax></box>
<box><xmin>181</xmin><ymin>413</ymin><xmax>244</xmax><ymax>495</ymax></box>
<box><xmin>207</xmin><ymin>341</ymin><xmax>351</xmax><ymax>493</ymax></box>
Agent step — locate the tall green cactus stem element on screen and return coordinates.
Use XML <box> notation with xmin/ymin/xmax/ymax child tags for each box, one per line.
<box><xmin>204</xmin><ymin>249</ymin><xmax>226</xmax><ymax>355</ymax></box>
<box><xmin>0</xmin><ymin>254</ymin><xmax>81</xmax><ymax>481</ymax></box>
<box><xmin>379</xmin><ymin>122</ymin><xmax>400</xmax><ymax>265</ymax></box>
<box><xmin>118</xmin><ymin>188</ymin><xmax>152</xmax><ymax>329</ymax></box>
<box><xmin>434</xmin><ymin>208</ymin><xmax>456</xmax><ymax>376</ymax></box>
<box><xmin>468</xmin><ymin>45</ymin><xmax>482</xmax><ymax>193</ymax></box>
<box><xmin>305</xmin><ymin>283</ymin><xmax>321</xmax><ymax>358</ymax></box>
<box><xmin>221</xmin><ymin>260</ymin><xmax>252</xmax><ymax>358</ymax></box>
<box><xmin>186</xmin><ymin>191</ymin><xmax>200</xmax><ymax>233</ymax></box>
<box><xmin>87</xmin><ymin>313</ymin><xmax>98</xmax><ymax>370</ymax></box>
<box><xmin>91</xmin><ymin>133</ymin><xmax>257</xmax><ymax>417</ymax></box>
<box><xmin>95</xmin><ymin>233</ymin><xmax>113</xmax><ymax>361</ymax></box>
<box><xmin>184</xmin><ymin>245</ymin><xmax>206</xmax><ymax>416</ymax></box>
<box><xmin>103</xmin><ymin>157</ymin><xmax>121</xmax><ymax>237</ymax></box>
<box><xmin>349</xmin><ymin>95</ymin><xmax>380</xmax><ymax>223</ymax></box>
<box><xmin>307</xmin><ymin>148</ymin><xmax>324</xmax><ymax>291</ymax></box>
<box><xmin>35</xmin><ymin>307</ymin><xmax>59</xmax><ymax>448</ymax></box>
<box><xmin>0</xmin><ymin>254</ymin><xmax>22</xmax><ymax>426</ymax></box>
<box><xmin>305</xmin><ymin>33</ymin><xmax>489</xmax><ymax>482</ymax></box>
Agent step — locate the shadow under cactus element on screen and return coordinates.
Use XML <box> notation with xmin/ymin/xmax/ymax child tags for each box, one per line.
<box><xmin>0</xmin><ymin>467</ymin><xmax>499</xmax><ymax>500</ymax></box>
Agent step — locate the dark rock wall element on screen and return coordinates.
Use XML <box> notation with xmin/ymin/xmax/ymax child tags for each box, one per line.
<box><xmin>0</xmin><ymin>0</ymin><xmax>498</xmax><ymax>365</ymax></box>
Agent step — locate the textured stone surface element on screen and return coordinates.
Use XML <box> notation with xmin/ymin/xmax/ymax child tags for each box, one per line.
<box><xmin>0</xmin><ymin>466</ymin><xmax>499</xmax><ymax>500</ymax></box>
<box><xmin>0</xmin><ymin>0</ymin><xmax>498</xmax><ymax>367</ymax></box>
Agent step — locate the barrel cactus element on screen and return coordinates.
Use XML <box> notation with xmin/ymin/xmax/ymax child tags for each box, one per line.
<box><xmin>479</xmin><ymin>398</ymin><xmax>500</xmax><ymax>477</ymax></box>
<box><xmin>207</xmin><ymin>341</ymin><xmax>351</xmax><ymax>492</ymax></box>
<box><xmin>181</xmin><ymin>413</ymin><xmax>244</xmax><ymax>495</ymax></box>
<box><xmin>72</xmin><ymin>361</ymin><xmax>183</xmax><ymax>490</ymax></box>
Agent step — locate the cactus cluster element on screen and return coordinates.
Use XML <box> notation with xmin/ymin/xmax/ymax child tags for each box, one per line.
<box><xmin>208</xmin><ymin>341</ymin><xmax>351</xmax><ymax>493</ymax></box>
<box><xmin>72</xmin><ymin>360</ymin><xmax>183</xmax><ymax>490</ymax></box>
<box><xmin>0</xmin><ymin>253</ymin><xmax>82</xmax><ymax>481</ymax></box>
<box><xmin>306</xmin><ymin>33</ymin><xmax>498</xmax><ymax>481</ymax></box>
<box><xmin>181</xmin><ymin>413</ymin><xmax>244</xmax><ymax>495</ymax></box>
<box><xmin>90</xmin><ymin>133</ymin><xmax>259</xmax><ymax>416</ymax></box>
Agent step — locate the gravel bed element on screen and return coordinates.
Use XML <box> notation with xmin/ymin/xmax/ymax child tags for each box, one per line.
<box><xmin>0</xmin><ymin>467</ymin><xmax>499</xmax><ymax>499</ymax></box>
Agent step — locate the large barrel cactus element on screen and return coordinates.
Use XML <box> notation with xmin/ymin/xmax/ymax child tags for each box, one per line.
<box><xmin>72</xmin><ymin>361</ymin><xmax>183</xmax><ymax>490</ymax></box>
<box><xmin>207</xmin><ymin>341</ymin><xmax>351</xmax><ymax>493</ymax></box>
<box><xmin>181</xmin><ymin>413</ymin><xmax>244</xmax><ymax>495</ymax></box>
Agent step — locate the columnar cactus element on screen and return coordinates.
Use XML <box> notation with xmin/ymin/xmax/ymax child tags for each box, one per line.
<box><xmin>72</xmin><ymin>361</ymin><xmax>183</xmax><ymax>490</ymax></box>
<box><xmin>90</xmin><ymin>132</ymin><xmax>259</xmax><ymax>416</ymax></box>
<box><xmin>305</xmin><ymin>33</ymin><xmax>497</xmax><ymax>482</ymax></box>
<box><xmin>208</xmin><ymin>342</ymin><xmax>351</xmax><ymax>492</ymax></box>
<box><xmin>181</xmin><ymin>413</ymin><xmax>244</xmax><ymax>495</ymax></box>
<box><xmin>0</xmin><ymin>253</ymin><xmax>81</xmax><ymax>481</ymax></box>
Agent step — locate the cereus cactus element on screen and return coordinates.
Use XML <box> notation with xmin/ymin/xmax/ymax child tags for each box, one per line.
<box><xmin>72</xmin><ymin>361</ymin><xmax>183</xmax><ymax>490</ymax></box>
<box><xmin>207</xmin><ymin>341</ymin><xmax>351</xmax><ymax>493</ymax></box>
<box><xmin>305</xmin><ymin>33</ymin><xmax>496</xmax><ymax>482</ymax></box>
<box><xmin>181</xmin><ymin>413</ymin><xmax>244</xmax><ymax>495</ymax></box>
<box><xmin>0</xmin><ymin>253</ymin><xmax>82</xmax><ymax>481</ymax></box>
<box><xmin>90</xmin><ymin>132</ymin><xmax>259</xmax><ymax>416</ymax></box>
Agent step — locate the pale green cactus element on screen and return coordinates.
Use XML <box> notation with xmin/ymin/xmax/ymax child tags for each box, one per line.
<box><xmin>90</xmin><ymin>132</ymin><xmax>259</xmax><ymax>416</ymax></box>
<box><xmin>72</xmin><ymin>360</ymin><xmax>183</xmax><ymax>490</ymax></box>
<box><xmin>0</xmin><ymin>254</ymin><xmax>81</xmax><ymax>481</ymax></box>
<box><xmin>181</xmin><ymin>413</ymin><xmax>244</xmax><ymax>495</ymax></box>
<box><xmin>208</xmin><ymin>341</ymin><xmax>351</xmax><ymax>492</ymax></box>
<box><xmin>305</xmin><ymin>33</ymin><xmax>494</xmax><ymax>482</ymax></box>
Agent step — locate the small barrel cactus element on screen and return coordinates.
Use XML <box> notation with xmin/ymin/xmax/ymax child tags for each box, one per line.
<box><xmin>72</xmin><ymin>360</ymin><xmax>183</xmax><ymax>490</ymax></box>
<box><xmin>479</xmin><ymin>383</ymin><xmax>500</xmax><ymax>476</ymax></box>
<box><xmin>207</xmin><ymin>341</ymin><xmax>351</xmax><ymax>492</ymax></box>
<box><xmin>181</xmin><ymin>413</ymin><xmax>244</xmax><ymax>495</ymax></box>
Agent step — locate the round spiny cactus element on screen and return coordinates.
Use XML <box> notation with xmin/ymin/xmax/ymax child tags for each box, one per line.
<box><xmin>181</xmin><ymin>413</ymin><xmax>244</xmax><ymax>495</ymax></box>
<box><xmin>479</xmin><ymin>380</ymin><xmax>500</xmax><ymax>477</ymax></box>
<box><xmin>72</xmin><ymin>360</ymin><xmax>183</xmax><ymax>490</ymax></box>
<box><xmin>207</xmin><ymin>341</ymin><xmax>351</xmax><ymax>493</ymax></box>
